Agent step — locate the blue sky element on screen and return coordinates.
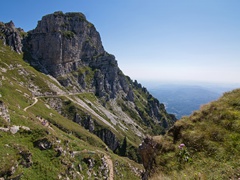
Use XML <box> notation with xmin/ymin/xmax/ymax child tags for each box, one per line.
<box><xmin>1</xmin><ymin>0</ymin><xmax>240</xmax><ymax>85</ymax></box>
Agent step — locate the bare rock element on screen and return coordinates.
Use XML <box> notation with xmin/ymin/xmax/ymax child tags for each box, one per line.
<box><xmin>33</xmin><ymin>138</ymin><xmax>52</xmax><ymax>150</ymax></box>
<box><xmin>139</xmin><ymin>137</ymin><xmax>158</xmax><ymax>179</ymax></box>
<box><xmin>0</xmin><ymin>127</ymin><xmax>9</xmax><ymax>132</ymax></box>
<box><xmin>24</xmin><ymin>11</ymin><xmax>104</xmax><ymax>76</ymax></box>
<box><xmin>0</xmin><ymin>100</ymin><xmax>10</xmax><ymax>123</ymax></box>
<box><xmin>9</xmin><ymin>126</ymin><xmax>20</xmax><ymax>134</ymax></box>
<box><xmin>19</xmin><ymin>150</ymin><xmax>32</xmax><ymax>168</ymax></box>
<box><xmin>20</xmin><ymin>126</ymin><xmax>31</xmax><ymax>131</ymax></box>
<box><xmin>0</xmin><ymin>21</ymin><xmax>24</xmax><ymax>54</ymax></box>
<box><xmin>96</xmin><ymin>129</ymin><xmax>120</xmax><ymax>151</ymax></box>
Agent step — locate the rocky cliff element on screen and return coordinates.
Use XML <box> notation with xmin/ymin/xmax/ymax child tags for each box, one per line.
<box><xmin>23</xmin><ymin>11</ymin><xmax>176</xmax><ymax>132</ymax></box>
<box><xmin>24</xmin><ymin>11</ymin><xmax>133</xmax><ymax>100</ymax></box>
<box><xmin>0</xmin><ymin>21</ymin><xmax>24</xmax><ymax>54</ymax></box>
<box><xmin>24</xmin><ymin>12</ymin><xmax>104</xmax><ymax>76</ymax></box>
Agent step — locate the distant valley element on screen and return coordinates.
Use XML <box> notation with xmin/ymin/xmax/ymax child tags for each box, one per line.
<box><xmin>148</xmin><ymin>83</ymin><xmax>238</xmax><ymax>119</ymax></box>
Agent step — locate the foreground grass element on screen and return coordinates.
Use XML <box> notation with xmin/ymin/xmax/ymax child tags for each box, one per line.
<box><xmin>150</xmin><ymin>89</ymin><xmax>240</xmax><ymax>179</ymax></box>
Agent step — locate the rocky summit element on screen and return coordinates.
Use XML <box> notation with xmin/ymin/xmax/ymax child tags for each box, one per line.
<box><xmin>0</xmin><ymin>21</ymin><xmax>24</xmax><ymax>54</ymax></box>
<box><xmin>22</xmin><ymin>11</ymin><xmax>176</xmax><ymax>131</ymax></box>
<box><xmin>23</xmin><ymin>12</ymin><xmax>140</xmax><ymax>100</ymax></box>
<box><xmin>0</xmin><ymin>11</ymin><xmax>176</xmax><ymax>179</ymax></box>
<box><xmin>24</xmin><ymin>12</ymin><xmax>104</xmax><ymax>77</ymax></box>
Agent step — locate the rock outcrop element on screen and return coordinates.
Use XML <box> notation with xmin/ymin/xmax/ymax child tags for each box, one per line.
<box><xmin>139</xmin><ymin>137</ymin><xmax>158</xmax><ymax>180</ymax></box>
<box><xmin>74</xmin><ymin>113</ymin><xmax>95</xmax><ymax>132</ymax></box>
<box><xmin>0</xmin><ymin>100</ymin><xmax>10</xmax><ymax>123</ymax></box>
<box><xmin>96</xmin><ymin>128</ymin><xmax>120</xmax><ymax>151</ymax></box>
<box><xmin>23</xmin><ymin>11</ymin><xmax>133</xmax><ymax>99</ymax></box>
<box><xmin>24</xmin><ymin>11</ymin><xmax>104</xmax><ymax>76</ymax></box>
<box><xmin>33</xmin><ymin>138</ymin><xmax>52</xmax><ymax>150</ymax></box>
<box><xmin>0</xmin><ymin>21</ymin><xmax>24</xmax><ymax>54</ymax></box>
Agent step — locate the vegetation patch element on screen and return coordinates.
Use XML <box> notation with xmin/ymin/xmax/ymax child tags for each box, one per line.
<box><xmin>62</xmin><ymin>31</ymin><xmax>75</xmax><ymax>39</ymax></box>
<box><xmin>148</xmin><ymin>89</ymin><xmax>240</xmax><ymax>179</ymax></box>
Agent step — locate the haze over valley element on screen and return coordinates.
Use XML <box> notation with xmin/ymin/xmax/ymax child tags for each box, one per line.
<box><xmin>147</xmin><ymin>83</ymin><xmax>237</xmax><ymax>119</ymax></box>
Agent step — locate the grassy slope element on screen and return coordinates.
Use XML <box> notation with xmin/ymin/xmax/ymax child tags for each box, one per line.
<box><xmin>150</xmin><ymin>89</ymin><xmax>240</xmax><ymax>179</ymax></box>
<box><xmin>0</xmin><ymin>42</ymin><xmax>142</xmax><ymax>179</ymax></box>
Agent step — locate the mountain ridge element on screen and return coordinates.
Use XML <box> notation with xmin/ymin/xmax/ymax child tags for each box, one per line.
<box><xmin>0</xmin><ymin>11</ymin><xmax>176</xmax><ymax>179</ymax></box>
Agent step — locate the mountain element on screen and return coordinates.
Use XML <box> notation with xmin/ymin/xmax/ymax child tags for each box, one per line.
<box><xmin>149</xmin><ymin>84</ymin><xmax>221</xmax><ymax>119</ymax></box>
<box><xmin>0</xmin><ymin>11</ymin><xmax>176</xmax><ymax>179</ymax></box>
<box><xmin>141</xmin><ymin>88</ymin><xmax>240</xmax><ymax>179</ymax></box>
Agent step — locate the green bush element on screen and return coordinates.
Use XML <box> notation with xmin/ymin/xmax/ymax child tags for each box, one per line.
<box><xmin>62</xmin><ymin>31</ymin><xmax>75</xmax><ymax>39</ymax></box>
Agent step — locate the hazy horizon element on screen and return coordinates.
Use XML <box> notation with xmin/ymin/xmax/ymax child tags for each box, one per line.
<box><xmin>1</xmin><ymin>0</ymin><xmax>240</xmax><ymax>85</ymax></box>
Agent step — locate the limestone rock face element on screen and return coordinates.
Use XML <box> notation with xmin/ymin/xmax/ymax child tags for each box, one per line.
<box><xmin>0</xmin><ymin>21</ymin><xmax>24</xmax><ymax>54</ymax></box>
<box><xmin>74</xmin><ymin>113</ymin><xmax>95</xmax><ymax>132</ymax></box>
<box><xmin>24</xmin><ymin>11</ymin><xmax>131</xmax><ymax>99</ymax></box>
<box><xmin>24</xmin><ymin>11</ymin><xmax>104</xmax><ymax>76</ymax></box>
<box><xmin>91</xmin><ymin>54</ymin><xmax>130</xmax><ymax>98</ymax></box>
<box><xmin>96</xmin><ymin>128</ymin><xmax>120</xmax><ymax>151</ymax></box>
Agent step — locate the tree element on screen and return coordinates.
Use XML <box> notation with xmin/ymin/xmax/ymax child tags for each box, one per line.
<box><xmin>119</xmin><ymin>136</ymin><xmax>127</xmax><ymax>156</ymax></box>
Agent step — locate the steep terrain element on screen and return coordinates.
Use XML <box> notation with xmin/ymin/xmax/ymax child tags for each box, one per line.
<box><xmin>0</xmin><ymin>11</ymin><xmax>176</xmax><ymax>179</ymax></box>
<box><xmin>23</xmin><ymin>11</ymin><xmax>176</xmax><ymax>136</ymax></box>
<box><xmin>144</xmin><ymin>89</ymin><xmax>240</xmax><ymax>179</ymax></box>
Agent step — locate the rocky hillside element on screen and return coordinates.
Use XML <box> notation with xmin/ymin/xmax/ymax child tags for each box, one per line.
<box><xmin>0</xmin><ymin>11</ymin><xmax>176</xmax><ymax>179</ymax></box>
<box><xmin>23</xmin><ymin>11</ymin><xmax>176</xmax><ymax>134</ymax></box>
<box><xmin>143</xmin><ymin>89</ymin><xmax>240</xmax><ymax>179</ymax></box>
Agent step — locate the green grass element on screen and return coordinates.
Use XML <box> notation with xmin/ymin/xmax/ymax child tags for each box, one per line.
<box><xmin>0</xmin><ymin>41</ymin><xmax>144</xmax><ymax>179</ymax></box>
<box><xmin>150</xmin><ymin>89</ymin><xmax>240</xmax><ymax>179</ymax></box>
<box><xmin>76</xmin><ymin>65</ymin><xmax>95</xmax><ymax>85</ymax></box>
<box><xmin>62</xmin><ymin>31</ymin><xmax>75</xmax><ymax>39</ymax></box>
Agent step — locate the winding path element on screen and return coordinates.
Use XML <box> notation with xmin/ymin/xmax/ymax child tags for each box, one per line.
<box><xmin>23</xmin><ymin>93</ymin><xmax>116</xmax><ymax>130</ymax></box>
<box><xmin>23</xmin><ymin>97</ymin><xmax>38</xmax><ymax>111</ymax></box>
<box><xmin>23</xmin><ymin>93</ymin><xmax>81</xmax><ymax>112</ymax></box>
<box><xmin>23</xmin><ymin>94</ymin><xmax>115</xmax><ymax>179</ymax></box>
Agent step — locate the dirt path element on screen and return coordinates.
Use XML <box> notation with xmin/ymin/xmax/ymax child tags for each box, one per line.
<box><xmin>24</xmin><ymin>97</ymin><xmax>38</xmax><ymax>111</ymax></box>
<box><xmin>22</xmin><ymin>93</ymin><xmax>81</xmax><ymax>112</ymax></box>
<box><xmin>104</xmin><ymin>154</ymin><xmax>114</xmax><ymax>180</ymax></box>
<box><xmin>23</xmin><ymin>93</ymin><xmax>115</xmax><ymax>179</ymax></box>
<box><xmin>96</xmin><ymin>150</ymin><xmax>114</xmax><ymax>180</ymax></box>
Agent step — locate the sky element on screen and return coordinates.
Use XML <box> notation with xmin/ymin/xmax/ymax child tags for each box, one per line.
<box><xmin>1</xmin><ymin>0</ymin><xmax>240</xmax><ymax>86</ymax></box>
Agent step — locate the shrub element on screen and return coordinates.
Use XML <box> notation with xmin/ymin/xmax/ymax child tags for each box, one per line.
<box><xmin>62</xmin><ymin>31</ymin><xmax>75</xmax><ymax>39</ymax></box>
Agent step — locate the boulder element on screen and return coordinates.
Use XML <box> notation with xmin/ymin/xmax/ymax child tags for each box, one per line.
<box><xmin>9</xmin><ymin>126</ymin><xmax>20</xmax><ymax>134</ymax></box>
<box><xmin>33</xmin><ymin>138</ymin><xmax>52</xmax><ymax>150</ymax></box>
